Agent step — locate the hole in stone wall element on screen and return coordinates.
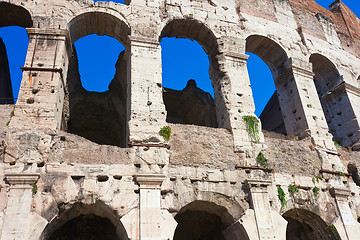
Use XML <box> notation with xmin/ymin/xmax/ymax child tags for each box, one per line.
<box><xmin>348</xmin><ymin>164</ymin><xmax>360</xmax><ymax>186</ymax></box>
<box><xmin>66</xmin><ymin>34</ymin><xmax>128</xmax><ymax>147</ymax></box>
<box><xmin>97</xmin><ymin>175</ymin><xmax>109</xmax><ymax>182</ymax></box>
<box><xmin>0</xmin><ymin>26</ymin><xmax>28</xmax><ymax>104</ymax></box>
<box><xmin>160</xmin><ymin>37</ymin><xmax>217</xmax><ymax>128</ymax></box>
<box><xmin>357</xmin><ymin>75</ymin><xmax>360</xmax><ymax>88</ymax></box>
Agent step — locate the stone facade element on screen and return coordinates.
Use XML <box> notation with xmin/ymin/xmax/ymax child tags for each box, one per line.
<box><xmin>0</xmin><ymin>0</ymin><xmax>360</xmax><ymax>239</ymax></box>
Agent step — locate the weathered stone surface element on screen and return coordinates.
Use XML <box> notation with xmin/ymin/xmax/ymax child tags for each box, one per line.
<box><xmin>1</xmin><ymin>0</ymin><xmax>360</xmax><ymax>239</ymax></box>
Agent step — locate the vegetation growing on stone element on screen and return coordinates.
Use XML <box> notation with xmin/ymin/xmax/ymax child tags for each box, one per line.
<box><xmin>336</xmin><ymin>171</ymin><xmax>346</xmax><ymax>177</ymax></box>
<box><xmin>256</xmin><ymin>152</ymin><xmax>269</xmax><ymax>168</ymax></box>
<box><xmin>328</xmin><ymin>224</ymin><xmax>341</xmax><ymax>240</ymax></box>
<box><xmin>312</xmin><ymin>175</ymin><xmax>323</xmax><ymax>184</ymax></box>
<box><xmin>277</xmin><ymin>186</ymin><xmax>286</xmax><ymax>209</ymax></box>
<box><xmin>242</xmin><ymin>115</ymin><xmax>260</xmax><ymax>143</ymax></box>
<box><xmin>333</xmin><ymin>141</ymin><xmax>340</xmax><ymax>149</ymax></box>
<box><xmin>313</xmin><ymin>186</ymin><xmax>320</xmax><ymax>196</ymax></box>
<box><xmin>32</xmin><ymin>184</ymin><xmax>37</xmax><ymax>196</ymax></box>
<box><xmin>288</xmin><ymin>185</ymin><xmax>298</xmax><ymax>198</ymax></box>
<box><xmin>159</xmin><ymin>126</ymin><xmax>172</xmax><ymax>142</ymax></box>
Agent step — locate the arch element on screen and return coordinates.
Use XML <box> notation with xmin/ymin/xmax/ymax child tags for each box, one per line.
<box><xmin>309</xmin><ymin>54</ymin><xmax>342</xmax><ymax>98</ymax></box>
<box><xmin>65</xmin><ymin>9</ymin><xmax>130</xmax><ymax>147</ymax></box>
<box><xmin>246</xmin><ymin>35</ymin><xmax>291</xmax><ymax>135</ymax></box>
<box><xmin>283</xmin><ymin>208</ymin><xmax>339</xmax><ymax>240</ymax></box>
<box><xmin>39</xmin><ymin>201</ymin><xmax>129</xmax><ymax>240</ymax></box>
<box><xmin>68</xmin><ymin>9</ymin><xmax>130</xmax><ymax>45</ymax></box>
<box><xmin>160</xmin><ymin>18</ymin><xmax>218</xmax><ymax>56</ymax></box>
<box><xmin>173</xmin><ymin>190</ymin><xmax>244</xmax><ymax>226</ymax></box>
<box><xmin>160</xmin><ymin>18</ymin><xmax>222</xmax><ymax>128</ymax></box>
<box><xmin>173</xmin><ymin>200</ymin><xmax>250</xmax><ymax>240</ymax></box>
<box><xmin>246</xmin><ymin>35</ymin><xmax>288</xmax><ymax>80</ymax></box>
<box><xmin>357</xmin><ymin>75</ymin><xmax>360</xmax><ymax>88</ymax></box>
<box><xmin>0</xmin><ymin>2</ymin><xmax>33</xmax><ymax>28</ymax></box>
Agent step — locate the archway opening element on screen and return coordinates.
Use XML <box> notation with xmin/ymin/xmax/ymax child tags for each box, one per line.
<box><xmin>173</xmin><ymin>200</ymin><xmax>248</xmax><ymax>240</ymax></box>
<box><xmin>309</xmin><ymin>54</ymin><xmax>348</xmax><ymax>146</ymax></box>
<box><xmin>160</xmin><ymin>19</ymin><xmax>220</xmax><ymax>128</ymax></box>
<box><xmin>65</xmin><ymin>11</ymin><xmax>130</xmax><ymax>147</ymax></box>
<box><xmin>40</xmin><ymin>202</ymin><xmax>129</xmax><ymax>240</ymax></box>
<box><xmin>161</xmin><ymin>37</ymin><xmax>217</xmax><ymax>127</ymax></box>
<box><xmin>0</xmin><ymin>2</ymin><xmax>31</xmax><ymax>104</ymax></box>
<box><xmin>283</xmin><ymin>209</ymin><xmax>339</xmax><ymax>240</ymax></box>
<box><xmin>48</xmin><ymin>214</ymin><xmax>120</xmax><ymax>240</ymax></box>
<box><xmin>246</xmin><ymin>35</ymin><xmax>289</xmax><ymax>136</ymax></box>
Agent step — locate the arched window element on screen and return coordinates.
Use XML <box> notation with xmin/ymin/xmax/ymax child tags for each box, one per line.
<box><xmin>246</xmin><ymin>35</ymin><xmax>290</xmax><ymax>136</ymax></box>
<box><xmin>65</xmin><ymin>11</ymin><xmax>130</xmax><ymax>147</ymax></box>
<box><xmin>0</xmin><ymin>2</ymin><xmax>32</xmax><ymax>104</ymax></box>
<box><xmin>160</xmin><ymin>19</ymin><xmax>221</xmax><ymax>128</ymax></box>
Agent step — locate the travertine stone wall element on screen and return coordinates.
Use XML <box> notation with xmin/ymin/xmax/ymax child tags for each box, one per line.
<box><xmin>1</xmin><ymin>0</ymin><xmax>360</xmax><ymax>240</ymax></box>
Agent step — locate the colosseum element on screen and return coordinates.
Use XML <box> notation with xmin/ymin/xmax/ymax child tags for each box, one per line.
<box><xmin>1</xmin><ymin>0</ymin><xmax>360</xmax><ymax>239</ymax></box>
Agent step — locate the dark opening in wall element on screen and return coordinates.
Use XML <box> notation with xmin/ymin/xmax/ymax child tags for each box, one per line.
<box><xmin>48</xmin><ymin>214</ymin><xmax>121</xmax><ymax>240</ymax></box>
<box><xmin>65</xmin><ymin>11</ymin><xmax>130</xmax><ymax>147</ymax></box>
<box><xmin>160</xmin><ymin>37</ymin><xmax>217</xmax><ymax>128</ymax></box>
<box><xmin>283</xmin><ymin>209</ymin><xmax>340</xmax><ymax>240</ymax></box>
<box><xmin>348</xmin><ymin>164</ymin><xmax>360</xmax><ymax>186</ymax></box>
<box><xmin>172</xmin><ymin>200</ymin><xmax>248</xmax><ymax>240</ymax></box>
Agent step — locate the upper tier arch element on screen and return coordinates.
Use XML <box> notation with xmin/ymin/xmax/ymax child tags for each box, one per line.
<box><xmin>68</xmin><ymin>7</ymin><xmax>130</xmax><ymax>45</ymax></box>
<box><xmin>0</xmin><ymin>2</ymin><xmax>32</xmax><ymax>28</ymax></box>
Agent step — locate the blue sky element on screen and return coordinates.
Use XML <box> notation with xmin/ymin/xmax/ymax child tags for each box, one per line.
<box><xmin>0</xmin><ymin>0</ymin><xmax>359</xmax><ymax>117</ymax></box>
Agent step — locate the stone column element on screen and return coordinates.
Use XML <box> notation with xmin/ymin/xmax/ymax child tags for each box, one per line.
<box><xmin>1</xmin><ymin>173</ymin><xmax>39</xmax><ymax>240</ymax></box>
<box><xmin>135</xmin><ymin>174</ymin><xmax>165</xmax><ymax>240</ymax></box>
<box><xmin>128</xmin><ymin>36</ymin><xmax>166</xmax><ymax>144</ymax></box>
<box><xmin>276</xmin><ymin>58</ymin><xmax>335</xmax><ymax>151</ymax></box>
<box><xmin>331</xmin><ymin>188</ymin><xmax>360</xmax><ymax>240</ymax></box>
<box><xmin>245</xmin><ymin>179</ymin><xmax>285</xmax><ymax>240</ymax></box>
<box><xmin>215</xmin><ymin>37</ymin><xmax>263</xmax><ymax>155</ymax></box>
<box><xmin>10</xmin><ymin>28</ymin><xmax>71</xmax><ymax>130</ymax></box>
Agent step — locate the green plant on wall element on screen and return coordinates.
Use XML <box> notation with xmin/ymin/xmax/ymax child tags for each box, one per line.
<box><xmin>159</xmin><ymin>126</ymin><xmax>172</xmax><ymax>142</ymax></box>
<box><xmin>336</xmin><ymin>171</ymin><xmax>346</xmax><ymax>177</ymax></box>
<box><xmin>32</xmin><ymin>184</ymin><xmax>37</xmax><ymax>195</ymax></box>
<box><xmin>277</xmin><ymin>186</ymin><xmax>287</xmax><ymax>209</ymax></box>
<box><xmin>328</xmin><ymin>224</ymin><xmax>341</xmax><ymax>240</ymax></box>
<box><xmin>288</xmin><ymin>185</ymin><xmax>299</xmax><ymax>198</ymax></box>
<box><xmin>256</xmin><ymin>152</ymin><xmax>269</xmax><ymax>168</ymax></box>
<box><xmin>242</xmin><ymin>115</ymin><xmax>260</xmax><ymax>143</ymax></box>
<box><xmin>312</xmin><ymin>175</ymin><xmax>323</xmax><ymax>184</ymax></box>
<box><xmin>313</xmin><ymin>186</ymin><xmax>320</xmax><ymax>196</ymax></box>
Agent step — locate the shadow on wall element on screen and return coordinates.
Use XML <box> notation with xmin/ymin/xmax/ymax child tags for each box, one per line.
<box><xmin>65</xmin><ymin>48</ymin><xmax>128</xmax><ymax>147</ymax></box>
